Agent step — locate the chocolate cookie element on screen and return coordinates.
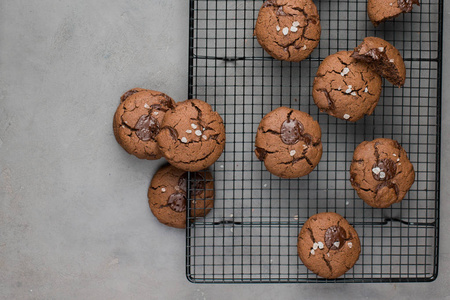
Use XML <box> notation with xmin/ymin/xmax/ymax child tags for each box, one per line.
<box><xmin>350</xmin><ymin>138</ymin><xmax>415</xmax><ymax>208</ymax></box>
<box><xmin>255</xmin><ymin>107</ymin><xmax>322</xmax><ymax>178</ymax></box>
<box><xmin>368</xmin><ymin>0</ymin><xmax>420</xmax><ymax>27</ymax></box>
<box><xmin>297</xmin><ymin>212</ymin><xmax>361</xmax><ymax>279</ymax></box>
<box><xmin>254</xmin><ymin>0</ymin><xmax>321</xmax><ymax>62</ymax></box>
<box><xmin>312</xmin><ymin>51</ymin><xmax>382</xmax><ymax>122</ymax></box>
<box><xmin>352</xmin><ymin>37</ymin><xmax>406</xmax><ymax>87</ymax></box>
<box><xmin>148</xmin><ymin>164</ymin><xmax>214</xmax><ymax>229</ymax></box>
<box><xmin>113</xmin><ymin>88</ymin><xmax>176</xmax><ymax>160</ymax></box>
<box><xmin>156</xmin><ymin>99</ymin><xmax>226</xmax><ymax>172</ymax></box>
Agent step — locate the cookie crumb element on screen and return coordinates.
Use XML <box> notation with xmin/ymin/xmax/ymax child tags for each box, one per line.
<box><xmin>276</xmin><ymin>25</ymin><xmax>280</xmax><ymax>31</ymax></box>
<box><xmin>144</xmin><ymin>103</ymin><xmax>150</xmax><ymax>109</ymax></box>
<box><xmin>313</xmin><ymin>242</ymin><xmax>319</xmax><ymax>250</ymax></box>
<box><xmin>372</xmin><ymin>167</ymin><xmax>381</xmax><ymax>174</ymax></box>
<box><xmin>186</xmin><ymin>129</ymin><xmax>192</xmax><ymax>133</ymax></box>
<box><xmin>379</xmin><ymin>171</ymin><xmax>386</xmax><ymax>179</ymax></box>
<box><xmin>195</xmin><ymin>130</ymin><xmax>202</xmax><ymax>136</ymax></box>
<box><xmin>343</xmin><ymin>114</ymin><xmax>350</xmax><ymax>120</ymax></box>
<box><xmin>161</xmin><ymin>188</ymin><xmax>166</xmax><ymax>193</ymax></box>
<box><xmin>310</xmin><ymin>249</ymin><xmax>315</xmax><ymax>255</ymax></box>
<box><xmin>348</xmin><ymin>242</ymin><xmax>353</xmax><ymax>249</ymax></box>
<box><xmin>290</xmin><ymin>26</ymin><xmax>298</xmax><ymax>33</ymax></box>
<box><xmin>292</xmin><ymin>21</ymin><xmax>300</xmax><ymax>27</ymax></box>
<box><xmin>318</xmin><ymin>242</ymin><xmax>324</xmax><ymax>249</ymax></box>
<box><xmin>333</xmin><ymin>241</ymin><xmax>340</xmax><ymax>248</ymax></box>
<box><xmin>282</xmin><ymin>27</ymin><xmax>289</xmax><ymax>35</ymax></box>
<box><xmin>181</xmin><ymin>137</ymin><xmax>188</xmax><ymax>143</ymax></box>
<box><xmin>191</xmin><ymin>123</ymin><xmax>198</xmax><ymax>129</ymax></box>
<box><xmin>341</xmin><ymin>67</ymin><xmax>350</xmax><ymax>76</ymax></box>
<box><xmin>290</xmin><ymin>150</ymin><xmax>296</xmax><ymax>156</ymax></box>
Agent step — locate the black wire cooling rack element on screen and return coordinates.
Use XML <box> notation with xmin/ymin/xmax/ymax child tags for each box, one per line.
<box><xmin>185</xmin><ymin>0</ymin><xmax>442</xmax><ymax>283</ymax></box>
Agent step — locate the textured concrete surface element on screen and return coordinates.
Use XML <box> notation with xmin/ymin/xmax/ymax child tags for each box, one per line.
<box><xmin>0</xmin><ymin>1</ymin><xmax>449</xmax><ymax>299</ymax></box>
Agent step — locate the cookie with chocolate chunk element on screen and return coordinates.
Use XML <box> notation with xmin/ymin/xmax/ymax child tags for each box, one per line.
<box><xmin>148</xmin><ymin>164</ymin><xmax>214</xmax><ymax>229</ymax></box>
<box><xmin>352</xmin><ymin>37</ymin><xmax>406</xmax><ymax>87</ymax></box>
<box><xmin>156</xmin><ymin>99</ymin><xmax>225</xmax><ymax>172</ymax></box>
<box><xmin>297</xmin><ymin>212</ymin><xmax>361</xmax><ymax>279</ymax></box>
<box><xmin>350</xmin><ymin>138</ymin><xmax>415</xmax><ymax>208</ymax></box>
<box><xmin>368</xmin><ymin>0</ymin><xmax>420</xmax><ymax>27</ymax></box>
<box><xmin>312</xmin><ymin>51</ymin><xmax>382</xmax><ymax>122</ymax></box>
<box><xmin>255</xmin><ymin>106</ymin><xmax>322</xmax><ymax>178</ymax></box>
<box><xmin>113</xmin><ymin>88</ymin><xmax>176</xmax><ymax>160</ymax></box>
<box><xmin>254</xmin><ymin>0</ymin><xmax>321</xmax><ymax>62</ymax></box>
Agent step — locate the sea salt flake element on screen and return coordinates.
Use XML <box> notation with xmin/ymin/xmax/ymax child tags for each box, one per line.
<box><xmin>397</xmin><ymin>158</ymin><xmax>400</xmax><ymax>162</ymax></box>
<box><xmin>153</xmin><ymin>111</ymin><xmax>159</xmax><ymax>115</ymax></box>
<box><xmin>191</xmin><ymin>123</ymin><xmax>198</xmax><ymax>129</ymax></box>
<box><xmin>390</xmin><ymin>58</ymin><xmax>395</xmax><ymax>63</ymax></box>
<box><xmin>378</xmin><ymin>47</ymin><xmax>384</xmax><ymax>52</ymax></box>
<box><xmin>318</xmin><ymin>242</ymin><xmax>324</xmax><ymax>249</ymax></box>
<box><xmin>144</xmin><ymin>103</ymin><xmax>150</xmax><ymax>109</ymax></box>
<box><xmin>351</xmin><ymin>92</ymin><xmax>357</xmax><ymax>96</ymax></box>
<box><xmin>348</xmin><ymin>242</ymin><xmax>353</xmax><ymax>249</ymax></box>
<box><xmin>364</xmin><ymin>87</ymin><xmax>369</xmax><ymax>93</ymax></box>
<box><xmin>290</xmin><ymin>26</ymin><xmax>298</xmax><ymax>33</ymax></box>
<box><xmin>282</xmin><ymin>27</ymin><xmax>289</xmax><ymax>35</ymax></box>
<box><xmin>333</xmin><ymin>241</ymin><xmax>340</xmax><ymax>248</ymax></box>
<box><xmin>202</xmin><ymin>135</ymin><xmax>208</xmax><ymax>140</ymax></box>
<box><xmin>327</xmin><ymin>253</ymin><xmax>330</xmax><ymax>257</ymax></box>
<box><xmin>186</xmin><ymin>129</ymin><xmax>192</xmax><ymax>133</ymax></box>
<box><xmin>276</xmin><ymin>25</ymin><xmax>281</xmax><ymax>31</ymax></box>
<box><xmin>181</xmin><ymin>137</ymin><xmax>188</xmax><ymax>143</ymax></box>
<box><xmin>230</xmin><ymin>227</ymin><xmax>234</xmax><ymax>233</ymax></box>
<box><xmin>310</xmin><ymin>249</ymin><xmax>315</xmax><ymax>255</ymax></box>
<box><xmin>393</xmin><ymin>153</ymin><xmax>397</xmax><ymax>156</ymax></box>
<box><xmin>372</xmin><ymin>167</ymin><xmax>381</xmax><ymax>174</ymax></box>
<box><xmin>263</xmin><ymin>183</ymin><xmax>267</xmax><ymax>187</ymax></box>
<box><xmin>195</xmin><ymin>130</ymin><xmax>202</xmax><ymax>136</ymax></box>
<box><xmin>293</xmin><ymin>215</ymin><xmax>299</xmax><ymax>220</ymax></box>
<box><xmin>161</xmin><ymin>188</ymin><xmax>166</xmax><ymax>193</ymax></box>
<box><xmin>292</xmin><ymin>21</ymin><xmax>300</xmax><ymax>27</ymax></box>
<box><xmin>343</xmin><ymin>114</ymin><xmax>350</xmax><ymax>120</ymax></box>
<box><xmin>338</xmin><ymin>86</ymin><xmax>342</xmax><ymax>91</ymax></box>
<box><xmin>313</xmin><ymin>243</ymin><xmax>319</xmax><ymax>250</ymax></box>
<box><xmin>230</xmin><ymin>214</ymin><xmax>234</xmax><ymax>218</ymax></box>
<box><xmin>345</xmin><ymin>86</ymin><xmax>352</xmax><ymax>94</ymax></box>
<box><xmin>379</xmin><ymin>171</ymin><xmax>386</xmax><ymax>179</ymax></box>
<box><xmin>302</xmin><ymin>45</ymin><xmax>307</xmax><ymax>50</ymax></box>
<box><xmin>341</xmin><ymin>67</ymin><xmax>350</xmax><ymax>76</ymax></box>
<box><xmin>220</xmin><ymin>165</ymin><xmax>224</xmax><ymax>168</ymax></box>
<box><xmin>346</xmin><ymin>201</ymin><xmax>350</xmax><ymax>206</ymax></box>
<box><xmin>290</xmin><ymin>150</ymin><xmax>296</xmax><ymax>156</ymax></box>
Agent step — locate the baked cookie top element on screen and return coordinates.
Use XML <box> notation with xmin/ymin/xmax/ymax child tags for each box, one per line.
<box><xmin>313</xmin><ymin>50</ymin><xmax>382</xmax><ymax>122</ymax></box>
<box><xmin>156</xmin><ymin>99</ymin><xmax>225</xmax><ymax>172</ymax></box>
<box><xmin>148</xmin><ymin>164</ymin><xmax>214</xmax><ymax>229</ymax></box>
<box><xmin>350</xmin><ymin>138</ymin><xmax>415</xmax><ymax>208</ymax></box>
<box><xmin>352</xmin><ymin>37</ymin><xmax>406</xmax><ymax>87</ymax></box>
<box><xmin>297</xmin><ymin>212</ymin><xmax>361</xmax><ymax>279</ymax></box>
<box><xmin>254</xmin><ymin>0</ymin><xmax>321</xmax><ymax>62</ymax></box>
<box><xmin>255</xmin><ymin>106</ymin><xmax>322</xmax><ymax>178</ymax></box>
<box><xmin>368</xmin><ymin>0</ymin><xmax>420</xmax><ymax>27</ymax></box>
<box><xmin>113</xmin><ymin>88</ymin><xmax>176</xmax><ymax>160</ymax></box>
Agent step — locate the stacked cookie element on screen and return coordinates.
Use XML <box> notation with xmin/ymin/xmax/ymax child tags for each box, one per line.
<box><xmin>113</xmin><ymin>89</ymin><xmax>225</xmax><ymax>228</ymax></box>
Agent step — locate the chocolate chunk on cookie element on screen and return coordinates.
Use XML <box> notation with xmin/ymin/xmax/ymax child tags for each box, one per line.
<box><xmin>297</xmin><ymin>212</ymin><xmax>361</xmax><ymax>279</ymax></box>
<box><xmin>312</xmin><ymin>51</ymin><xmax>382</xmax><ymax>122</ymax></box>
<box><xmin>113</xmin><ymin>88</ymin><xmax>176</xmax><ymax>160</ymax></box>
<box><xmin>254</xmin><ymin>0</ymin><xmax>321</xmax><ymax>62</ymax></box>
<box><xmin>156</xmin><ymin>99</ymin><xmax>225</xmax><ymax>172</ymax></box>
<box><xmin>368</xmin><ymin>0</ymin><xmax>420</xmax><ymax>27</ymax></box>
<box><xmin>350</xmin><ymin>138</ymin><xmax>415</xmax><ymax>208</ymax></box>
<box><xmin>352</xmin><ymin>37</ymin><xmax>406</xmax><ymax>87</ymax></box>
<box><xmin>148</xmin><ymin>164</ymin><xmax>214</xmax><ymax>229</ymax></box>
<box><xmin>255</xmin><ymin>107</ymin><xmax>322</xmax><ymax>178</ymax></box>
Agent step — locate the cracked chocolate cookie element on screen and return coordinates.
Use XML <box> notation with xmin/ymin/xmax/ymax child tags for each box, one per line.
<box><xmin>148</xmin><ymin>164</ymin><xmax>214</xmax><ymax>229</ymax></box>
<box><xmin>350</xmin><ymin>138</ymin><xmax>415</xmax><ymax>208</ymax></box>
<box><xmin>312</xmin><ymin>51</ymin><xmax>382</xmax><ymax>122</ymax></box>
<box><xmin>254</xmin><ymin>0</ymin><xmax>321</xmax><ymax>62</ymax></box>
<box><xmin>297</xmin><ymin>212</ymin><xmax>361</xmax><ymax>279</ymax></box>
<box><xmin>156</xmin><ymin>99</ymin><xmax>225</xmax><ymax>172</ymax></box>
<box><xmin>255</xmin><ymin>106</ymin><xmax>322</xmax><ymax>178</ymax></box>
<box><xmin>368</xmin><ymin>0</ymin><xmax>420</xmax><ymax>27</ymax></box>
<box><xmin>113</xmin><ymin>88</ymin><xmax>176</xmax><ymax>160</ymax></box>
<box><xmin>352</xmin><ymin>37</ymin><xmax>406</xmax><ymax>87</ymax></box>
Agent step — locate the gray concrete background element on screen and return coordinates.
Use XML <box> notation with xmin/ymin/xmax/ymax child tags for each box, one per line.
<box><xmin>0</xmin><ymin>0</ymin><xmax>449</xmax><ymax>299</ymax></box>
